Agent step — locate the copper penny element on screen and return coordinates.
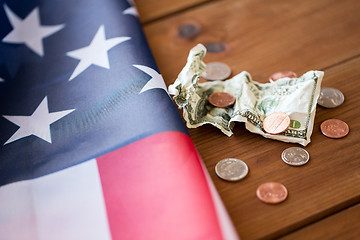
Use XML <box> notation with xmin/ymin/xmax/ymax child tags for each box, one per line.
<box><xmin>208</xmin><ymin>92</ymin><xmax>235</xmax><ymax>108</ymax></box>
<box><xmin>263</xmin><ymin>112</ymin><xmax>291</xmax><ymax>134</ymax></box>
<box><xmin>320</xmin><ymin>119</ymin><xmax>349</xmax><ymax>139</ymax></box>
<box><xmin>269</xmin><ymin>71</ymin><xmax>297</xmax><ymax>82</ymax></box>
<box><xmin>256</xmin><ymin>182</ymin><xmax>288</xmax><ymax>204</ymax></box>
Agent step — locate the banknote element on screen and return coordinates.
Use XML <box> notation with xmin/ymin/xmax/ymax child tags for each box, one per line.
<box><xmin>168</xmin><ymin>44</ymin><xmax>324</xmax><ymax>146</ymax></box>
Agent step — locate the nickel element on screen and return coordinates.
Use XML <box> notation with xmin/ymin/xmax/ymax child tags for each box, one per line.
<box><xmin>202</xmin><ymin>62</ymin><xmax>231</xmax><ymax>81</ymax></box>
<box><xmin>282</xmin><ymin>147</ymin><xmax>310</xmax><ymax>166</ymax></box>
<box><xmin>320</xmin><ymin>119</ymin><xmax>349</xmax><ymax>138</ymax></box>
<box><xmin>269</xmin><ymin>71</ymin><xmax>297</xmax><ymax>82</ymax></box>
<box><xmin>256</xmin><ymin>182</ymin><xmax>288</xmax><ymax>204</ymax></box>
<box><xmin>208</xmin><ymin>92</ymin><xmax>235</xmax><ymax>108</ymax></box>
<box><xmin>263</xmin><ymin>112</ymin><xmax>291</xmax><ymax>134</ymax></box>
<box><xmin>215</xmin><ymin>158</ymin><xmax>248</xmax><ymax>181</ymax></box>
<box><xmin>317</xmin><ymin>87</ymin><xmax>344</xmax><ymax>108</ymax></box>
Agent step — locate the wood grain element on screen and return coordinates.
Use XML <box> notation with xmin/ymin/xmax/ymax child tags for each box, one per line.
<box><xmin>186</xmin><ymin>57</ymin><xmax>360</xmax><ymax>239</ymax></box>
<box><xmin>137</xmin><ymin>0</ymin><xmax>360</xmax><ymax>239</ymax></box>
<box><xmin>143</xmin><ymin>0</ymin><xmax>360</xmax><ymax>86</ymax></box>
<box><xmin>280</xmin><ymin>204</ymin><xmax>360</xmax><ymax>240</ymax></box>
<box><xmin>134</xmin><ymin>0</ymin><xmax>213</xmax><ymax>23</ymax></box>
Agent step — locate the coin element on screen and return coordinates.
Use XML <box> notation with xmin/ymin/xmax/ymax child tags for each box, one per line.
<box><xmin>320</xmin><ymin>119</ymin><xmax>349</xmax><ymax>138</ymax></box>
<box><xmin>269</xmin><ymin>71</ymin><xmax>297</xmax><ymax>82</ymax></box>
<box><xmin>204</xmin><ymin>42</ymin><xmax>226</xmax><ymax>53</ymax></box>
<box><xmin>208</xmin><ymin>92</ymin><xmax>235</xmax><ymax>108</ymax></box>
<box><xmin>202</xmin><ymin>62</ymin><xmax>231</xmax><ymax>81</ymax></box>
<box><xmin>215</xmin><ymin>158</ymin><xmax>248</xmax><ymax>181</ymax></box>
<box><xmin>263</xmin><ymin>112</ymin><xmax>291</xmax><ymax>134</ymax></box>
<box><xmin>281</xmin><ymin>147</ymin><xmax>310</xmax><ymax>166</ymax></box>
<box><xmin>317</xmin><ymin>87</ymin><xmax>344</xmax><ymax>108</ymax></box>
<box><xmin>178</xmin><ymin>23</ymin><xmax>201</xmax><ymax>39</ymax></box>
<box><xmin>256</xmin><ymin>182</ymin><xmax>288</xmax><ymax>204</ymax></box>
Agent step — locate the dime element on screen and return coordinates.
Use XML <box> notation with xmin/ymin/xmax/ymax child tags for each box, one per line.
<box><xmin>215</xmin><ymin>158</ymin><xmax>248</xmax><ymax>181</ymax></box>
<box><xmin>320</xmin><ymin>119</ymin><xmax>349</xmax><ymax>138</ymax></box>
<box><xmin>202</xmin><ymin>62</ymin><xmax>231</xmax><ymax>81</ymax></box>
<box><xmin>269</xmin><ymin>71</ymin><xmax>297</xmax><ymax>82</ymax></box>
<box><xmin>281</xmin><ymin>147</ymin><xmax>310</xmax><ymax>166</ymax></box>
<box><xmin>256</xmin><ymin>182</ymin><xmax>288</xmax><ymax>204</ymax></box>
<box><xmin>263</xmin><ymin>112</ymin><xmax>291</xmax><ymax>134</ymax></box>
<box><xmin>317</xmin><ymin>87</ymin><xmax>344</xmax><ymax>108</ymax></box>
<box><xmin>208</xmin><ymin>92</ymin><xmax>235</xmax><ymax>108</ymax></box>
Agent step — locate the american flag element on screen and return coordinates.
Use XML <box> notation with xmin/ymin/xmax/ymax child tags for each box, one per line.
<box><xmin>0</xmin><ymin>0</ymin><xmax>238</xmax><ymax>239</ymax></box>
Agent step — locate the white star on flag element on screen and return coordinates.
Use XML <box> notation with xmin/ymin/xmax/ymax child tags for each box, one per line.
<box><xmin>66</xmin><ymin>25</ymin><xmax>131</xmax><ymax>81</ymax></box>
<box><xmin>123</xmin><ymin>0</ymin><xmax>138</xmax><ymax>17</ymax></box>
<box><xmin>134</xmin><ymin>65</ymin><xmax>169</xmax><ymax>96</ymax></box>
<box><xmin>2</xmin><ymin>4</ymin><xmax>64</xmax><ymax>57</ymax></box>
<box><xmin>2</xmin><ymin>96</ymin><xmax>75</xmax><ymax>145</ymax></box>
<box><xmin>0</xmin><ymin>77</ymin><xmax>4</xmax><ymax>82</ymax></box>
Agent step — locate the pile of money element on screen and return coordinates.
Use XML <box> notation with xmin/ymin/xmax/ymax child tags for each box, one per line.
<box><xmin>168</xmin><ymin>44</ymin><xmax>324</xmax><ymax>146</ymax></box>
<box><xmin>174</xmin><ymin>45</ymin><xmax>350</xmax><ymax>206</ymax></box>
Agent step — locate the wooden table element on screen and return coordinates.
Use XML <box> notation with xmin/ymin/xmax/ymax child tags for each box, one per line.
<box><xmin>135</xmin><ymin>0</ymin><xmax>360</xmax><ymax>239</ymax></box>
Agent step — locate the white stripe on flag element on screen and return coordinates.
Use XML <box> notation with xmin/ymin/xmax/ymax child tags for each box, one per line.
<box><xmin>0</xmin><ymin>159</ymin><xmax>111</xmax><ymax>240</ymax></box>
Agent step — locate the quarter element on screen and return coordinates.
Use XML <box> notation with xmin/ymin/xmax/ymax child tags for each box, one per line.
<box><xmin>281</xmin><ymin>147</ymin><xmax>310</xmax><ymax>166</ymax></box>
<box><xmin>215</xmin><ymin>158</ymin><xmax>248</xmax><ymax>181</ymax></box>
<box><xmin>256</xmin><ymin>182</ymin><xmax>288</xmax><ymax>204</ymax></box>
<box><xmin>202</xmin><ymin>62</ymin><xmax>231</xmax><ymax>81</ymax></box>
<box><xmin>320</xmin><ymin>119</ymin><xmax>349</xmax><ymax>139</ymax></box>
<box><xmin>317</xmin><ymin>87</ymin><xmax>344</xmax><ymax>108</ymax></box>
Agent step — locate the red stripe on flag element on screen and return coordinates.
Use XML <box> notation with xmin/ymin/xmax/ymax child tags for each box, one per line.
<box><xmin>96</xmin><ymin>131</ymin><xmax>223</xmax><ymax>240</ymax></box>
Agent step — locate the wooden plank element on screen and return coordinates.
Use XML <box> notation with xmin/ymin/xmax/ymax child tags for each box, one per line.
<box><xmin>143</xmin><ymin>0</ymin><xmax>360</xmax><ymax>86</ymax></box>
<box><xmin>134</xmin><ymin>0</ymin><xmax>213</xmax><ymax>23</ymax></box>
<box><xmin>188</xmin><ymin>56</ymin><xmax>360</xmax><ymax>240</ymax></box>
<box><xmin>142</xmin><ymin>0</ymin><xmax>360</xmax><ymax>239</ymax></box>
<box><xmin>280</xmin><ymin>204</ymin><xmax>360</xmax><ymax>240</ymax></box>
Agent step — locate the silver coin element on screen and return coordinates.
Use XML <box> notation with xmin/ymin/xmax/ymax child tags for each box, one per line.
<box><xmin>281</xmin><ymin>147</ymin><xmax>310</xmax><ymax>166</ymax></box>
<box><xmin>202</xmin><ymin>62</ymin><xmax>231</xmax><ymax>81</ymax></box>
<box><xmin>204</xmin><ymin>42</ymin><xmax>226</xmax><ymax>53</ymax></box>
<box><xmin>215</xmin><ymin>158</ymin><xmax>248</xmax><ymax>181</ymax></box>
<box><xmin>178</xmin><ymin>24</ymin><xmax>201</xmax><ymax>39</ymax></box>
<box><xmin>317</xmin><ymin>87</ymin><xmax>344</xmax><ymax>108</ymax></box>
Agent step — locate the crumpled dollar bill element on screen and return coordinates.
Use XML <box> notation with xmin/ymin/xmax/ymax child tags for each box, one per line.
<box><xmin>168</xmin><ymin>44</ymin><xmax>324</xmax><ymax>146</ymax></box>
